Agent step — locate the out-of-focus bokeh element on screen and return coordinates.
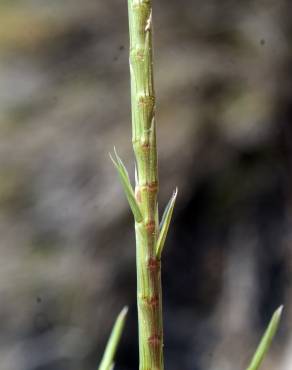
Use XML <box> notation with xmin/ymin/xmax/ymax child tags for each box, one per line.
<box><xmin>1</xmin><ymin>1</ymin><xmax>292</xmax><ymax>369</ymax></box>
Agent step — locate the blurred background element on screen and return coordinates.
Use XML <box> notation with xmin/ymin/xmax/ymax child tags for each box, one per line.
<box><xmin>0</xmin><ymin>0</ymin><xmax>292</xmax><ymax>369</ymax></box>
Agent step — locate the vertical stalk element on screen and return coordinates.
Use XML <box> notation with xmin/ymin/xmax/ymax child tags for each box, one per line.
<box><xmin>114</xmin><ymin>3</ymin><xmax>283</xmax><ymax>369</ymax></box>
<box><xmin>127</xmin><ymin>1</ymin><xmax>163</xmax><ymax>370</ymax></box>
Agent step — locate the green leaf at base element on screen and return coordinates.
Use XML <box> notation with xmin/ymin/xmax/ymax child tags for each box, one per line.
<box><xmin>98</xmin><ymin>306</ymin><xmax>128</xmax><ymax>370</ymax></box>
<box><xmin>245</xmin><ymin>305</ymin><xmax>283</xmax><ymax>370</ymax></box>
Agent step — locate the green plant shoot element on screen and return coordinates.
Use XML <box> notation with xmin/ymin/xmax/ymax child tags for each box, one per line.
<box><xmin>98</xmin><ymin>307</ymin><xmax>128</xmax><ymax>370</ymax></box>
<box><xmin>246</xmin><ymin>305</ymin><xmax>283</xmax><ymax>370</ymax></box>
<box><xmin>107</xmin><ymin>1</ymin><xmax>284</xmax><ymax>370</ymax></box>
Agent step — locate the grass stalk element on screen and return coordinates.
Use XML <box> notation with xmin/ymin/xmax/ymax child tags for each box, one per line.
<box><xmin>111</xmin><ymin>1</ymin><xmax>176</xmax><ymax>367</ymax></box>
<box><xmin>127</xmin><ymin>1</ymin><xmax>163</xmax><ymax>370</ymax></box>
<box><xmin>109</xmin><ymin>2</ymin><xmax>283</xmax><ymax>370</ymax></box>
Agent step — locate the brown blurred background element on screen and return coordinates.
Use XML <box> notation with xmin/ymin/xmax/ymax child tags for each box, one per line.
<box><xmin>1</xmin><ymin>1</ymin><xmax>292</xmax><ymax>369</ymax></box>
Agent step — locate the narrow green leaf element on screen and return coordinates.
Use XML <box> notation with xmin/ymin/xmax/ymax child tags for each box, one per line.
<box><xmin>110</xmin><ymin>148</ymin><xmax>143</xmax><ymax>223</ymax></box>
<box><xmin>98</xmin><ymin>306</ymin><xmax>128</xmax><ymax>370</ymax></box>
<box><xmin>156</xmin><ymin>188</ymin><xmax>178</xmax><ymax>259</ymax></box>
<box><xmin>246</xmin><ymin>305</ymin><xmax>283</xmax><ymax>370</ymax></box>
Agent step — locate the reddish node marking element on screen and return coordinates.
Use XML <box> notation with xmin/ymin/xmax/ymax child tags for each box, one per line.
<box><xmin>141</xmin><ymin>142</ymin><xmax>150</xmax><ymax>150</ymax></box>
<box><xmin>148</xmin><ymin>181</ymin><xmax>158</xmax><ymax>192</ymax></box>
<box><xmin>139</xmin><ymin>182</ymin><xmax>158</xmax><ymax>194</ymax></box>
<box><xmin>149</xmin><ymin>295</ymin><xmax>159</xmax><ymax>307</ymax></box>
<box><xmin>147</xmin><ymin>258</ymin><xmax>160</xmax><ymax>272</ymax></box>
<box><xmin>142</xmin><ymin>294</ymin><xmax>159</xmax><ymax>307</ymax></box>
<box><xmin>148</xmin><ymin>334</ymin><xmax>161</xmax><ymax>347</ymax></box>
<box><xmin>145</xmin><ymin>220</ymin><xmax>155</xmax><ymax>233</ymax></box>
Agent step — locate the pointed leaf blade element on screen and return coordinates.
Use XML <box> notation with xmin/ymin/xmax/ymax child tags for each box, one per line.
<box><xmin>98</xmin><ymin>306</ymin><xmax>128</xmax><ymax>370</ymax></box>
<box><xmin>159</xmin><ymin>188</ymin><xmax>176</xmax><ymax>231</ymax></box>
<box><xmin>110</xmin><ymin>149</ymin><xmax>143</xmax><ymax>223</ymax></box>
<box><xmin>246</xmin><ymin>305</ymin><xmax>283</xmax><ymax>370</ymax></box>
<box><xmin>156</xmin><ymin>188</ymin><xmax>178</xmax><ymax>259</ymax></box>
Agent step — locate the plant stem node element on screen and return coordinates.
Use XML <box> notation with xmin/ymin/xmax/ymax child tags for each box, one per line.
<box><xmin>147</xmin><ymin>258</ymin><xmax>160</xmax><ymax>272</ymax></box>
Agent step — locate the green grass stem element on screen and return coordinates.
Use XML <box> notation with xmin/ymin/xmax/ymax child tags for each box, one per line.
<box><xmin>110</xmin><ymin>2</ymin><xmax>283</xmax><ymax>370</ymax></box>
<box><xmin>127</xmin><ymin>1</ymin><xmax>164</xmax><ymax>369</ymax></box>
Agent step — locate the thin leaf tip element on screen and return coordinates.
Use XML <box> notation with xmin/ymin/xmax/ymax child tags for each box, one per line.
<box><xmin>276</xmin><ymin>305</ymin><xmax>284</xmax><ymax>316</ymax></box>
<box><xmin>120</xmin><ymin>306</ymin><xmax>129</xmax><ymax>318</ymax></box>
<box><xmin>245</xmin><ymin>305</ymin><xmax>283</xmax><ymax>370</ymax></box>
<box><xmin>156</xmin><ymin>188</ymin><xmax>178</xmax><ymax>258</ymax></box>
